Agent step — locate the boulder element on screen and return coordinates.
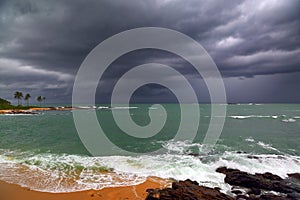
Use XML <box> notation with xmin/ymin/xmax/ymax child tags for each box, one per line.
<box><xmin>146</xmin><ymin>179</ymin><xmax>234</xmax><ymax>200</ymax></box>
<box><xmin>216</xmin><ymin>167</ymin><xmax>300</xmax><ymax>199</ymax></box>
<box><xmin>288</xmin><ymin>173</ymin><xmax>300</xmax><ymax>181</ymax></box>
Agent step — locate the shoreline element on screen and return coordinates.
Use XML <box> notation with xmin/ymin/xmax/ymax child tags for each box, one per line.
<box><xmin>0</xmin><ymin>107</ymin><xmax>73</xmax><ymax>114</ymax></box>
<box><xmin>0</xmin><ymin>177</ymin><xmax>170</xmax><ymax>200</ymax></box>
<box><xmin>0</xmin><ymin>168</ymin><xmax>299</xmax><ymax>200</ymax></box>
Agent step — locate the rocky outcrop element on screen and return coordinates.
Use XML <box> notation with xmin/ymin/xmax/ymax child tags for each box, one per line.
<box><xmin>146</xmin><ymin>168</ymin><xmax>300</xmax><ymax>200</ymax></box>
<box><xmin>288</xmin><ymin>173</ymin><xmax>300</xmax><ymax>180</ymax></box>
<box><xmin>216</xmin><ymin>167</ymin><xmax>300</xmax><ymax>200</ymax></box>
<box><xmin>146</xmin><ymin>179</ymin><xmax>234</xmax><ymax>200</ymax></box>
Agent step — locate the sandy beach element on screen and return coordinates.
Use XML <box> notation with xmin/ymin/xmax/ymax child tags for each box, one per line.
<box><xmin>29</xmin><ymin>107</ymin><xmax>74</xmax><ymax>111</ymax></box>
<box><xmin>0</xmin><ymin>107</ymin><xmax>73</xmax><ymax>114</ymax></box>
<box><xmin>0</xmin><ymin>177</ymin><xmax>170</xmax><ymax>200</ymax></box>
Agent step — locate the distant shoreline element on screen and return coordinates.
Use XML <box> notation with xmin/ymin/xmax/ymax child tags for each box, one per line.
<box><xmin>0</xmin><ymin>107</ymin><xmax>73</xmax><ymax>114</ymax></box>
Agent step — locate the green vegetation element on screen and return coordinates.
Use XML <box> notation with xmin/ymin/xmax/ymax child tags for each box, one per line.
<box><xmin>24</xmin><ymin>93</ymin><xmax>31</xmax><ymax>106</ymax></box>
<box><xmin>37</xmin><ymin>96</ymin><xmax>43</xmax><ymax>106</ymax></box>
<box><xmin>36</xmin><ymin>96</ymin><xmax>46</xmax><ymax>107</ymax></box>
<box><xmin>0</xmin><ymin>92</ymin><xmax>46</xmax><ymax>110</ymax></box>
<box><xmin>0</xmin><ymin>98</ymin><xmax>13</xmax><ymax>109</ymax></box>
<box><xmin>0</xmin><ymin>98</ymin><xmax>10</xmax><ymax>105</ymax></box>
<box><xmin>0</xmin><ymin>103</ymin><xmax>35</xmax><ymax>110</ymax></box>
<box><xmin>14</xmin><ymin>91</ymin><xmax>23</xmax><ymax>106</ymax></box>
<box><xmin>42</xmin><ymin>96</ymin><xmax>46</xmax><ymax>106</ymax></box>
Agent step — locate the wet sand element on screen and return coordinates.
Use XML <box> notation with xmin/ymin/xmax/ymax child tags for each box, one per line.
<box><xmin>0</xmin><ymin>177</ymin><xmax>169</xmax><ymax>200</ymax></box>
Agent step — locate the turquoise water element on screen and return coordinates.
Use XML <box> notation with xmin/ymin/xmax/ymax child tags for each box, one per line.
<box><xmin>0</xmin><ymin>104</ymin><xmax>299</xmax><ymax>192</ymax></box>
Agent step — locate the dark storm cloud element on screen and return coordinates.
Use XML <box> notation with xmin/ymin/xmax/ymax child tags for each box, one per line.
<box><xmin>0</xmin><ymin>0</ymin><xmax>300</xmax><ymax>103</ymax></box>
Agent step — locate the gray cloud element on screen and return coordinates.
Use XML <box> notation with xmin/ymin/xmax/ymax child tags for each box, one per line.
<box><xmin>0</xmin><ymin>0</ymin><xmax>299</xmax><ymax>103</ymax></box>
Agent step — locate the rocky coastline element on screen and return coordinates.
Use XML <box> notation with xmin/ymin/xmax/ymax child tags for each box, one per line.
<box><xmin>146</xmin><ymin>167</ymin><xmax>300</xmax><ymax>200</ymax></box>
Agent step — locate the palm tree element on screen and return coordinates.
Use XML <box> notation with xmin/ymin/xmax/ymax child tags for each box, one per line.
<box><xmin>24</xmin><ymin>93</ymin><xmax>31</xmax><ymax>106</ymax></box>
<box><xmin>42</xmin><ymin>96</ymin><xmax>46</xmax><ymax>107</ymax></box>
<box><xmin>14</xmin><ymin>91</ymin><xmax>23</xmax><ymax>106</ymax></box>
<box><xmin>37</xmin><ymin>96</ymin><xmax>43</xmax><ymax>107</ymax></box>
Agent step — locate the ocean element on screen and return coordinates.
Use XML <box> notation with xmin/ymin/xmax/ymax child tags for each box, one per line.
<box><xmin>0</xmin><ymin>104</ymin><xmax>299</xmax><ymax>193</ymax></box>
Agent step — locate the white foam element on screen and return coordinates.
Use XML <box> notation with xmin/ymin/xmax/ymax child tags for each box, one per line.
<box><xmin>0</xmin><ymin>155</ymin><xmax>15</xmax><ymax>164</ymax></box>
<box><xmin>245</xmin><ymin>137</ymin><xmax>255</xmax><ymax>142</ymax></box>
<box><xmin>77</xmin><ymin>106</ymin><xmax>93</xmax><ymax>109</ymax></box>
<box><xmin>112</xmin><ymin>106</ymin><xmax>138</xmax><ymax>109</ymax></box>
<box><xmin>230</xmin><ymin>115</ymin><xmax>251</xmax><ymax>119</ymax></box>
<box><xmin>98</xmin><ymin>106</ymin><xmax>139</xmax><ymax>110</ymax></box>
<box><xmin>162</xmin><ymin>140</ymin><xmax>197</xmax><ymax>154</ymax></box>
<box><xmin>98</xmin><ymin>106</ymin><xmax>109</xmax><ymax>109</ymax></box>
<box><xmin>282</xmin><ymin>118</ymin><xmax>296</xmax><ymax>123</ymax></box>
<box><xmin>1</xmin><ymin>113</ymin><xmax>38</xmax><ymax>116</ymax></box>
<box><xmin>251</xmin><ymin>115</ymin><xmax>271</xmax><ymax>118</ymax></box>
<box><xmin>213</xmin><ymin>152</ymin><xmax>300</xmax><ymax>178</ymax></box>
<box><xmin>0</xmin><ymin>148</ymin><xmax>299</xmax><ymax>193</ymax></box>
<box><xmin>257</xmin><ymin>141</ymin><xmax>281</xmax><ymax>153</ymax></box>
<box><xmin>229</xmin><ymin>115</ymin><xmax>273</xmax><ymax>119</ymax></box>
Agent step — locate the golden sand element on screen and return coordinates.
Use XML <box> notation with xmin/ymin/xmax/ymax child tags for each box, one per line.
<box><xmin>0</xmin><ymin>107</ymin><xmax>73</xmax><ymax>114</ymax></box>
<box><xmin>0</xmin><ymin>177</ymin><xmax>170</xmax><ymax>200</ymax></box>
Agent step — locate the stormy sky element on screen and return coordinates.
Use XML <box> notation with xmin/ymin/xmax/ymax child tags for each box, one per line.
<box><xmin>0</xmin><ymin>0</ymin><xmax>300</xmax><ymax>104</ymax></box>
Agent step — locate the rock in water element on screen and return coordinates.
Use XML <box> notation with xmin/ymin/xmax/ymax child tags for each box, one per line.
<box><xmin>216</xmin><ymin>167</ymin><xmax>300</xmax><ymax>199</ymax></box>
<box><xmin>288</xmin><ymin>173</ymin><xmax>300</xmax><ymax>181</ymax></box>
<box><xmin>146</xmin><ymin>169</ymin><xmax>300</xmax><ymax>199</ymax></box>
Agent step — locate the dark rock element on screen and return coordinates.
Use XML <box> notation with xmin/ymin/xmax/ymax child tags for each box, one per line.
<box><xmin>214</xmin><ymin>187</ymin><xmax>221</xmax><ymax>191</ymax></box>
<box><xmin>146</xmin><ymin>179</ymin><xmax>234</xmax><ymax>200</ymax></box>
<box><xmin>277</xmin><ymin>155</ymin><xmax>286</xmax><ymax>160</ymax></box>
<box><xmin>288</xmin><ymin>173</ymin><xmax>300</xmax><ymax>181</ymax></box>
<box><xmin>235</xmin><ymin>194</ymin><xmax>248</xmax><ymax>200</ymax></box>
<box><xmin>216</xmin><ymin>166</ymin><xmax>240</xmax><ymax>174</ymax></box>
<box><xmin>231</xmin><ymin>189</ymin><xmax>243</xmax><ymax>195</ymax></box>
<box><xmin>247</xmin><ymin>187</ymin><xmax>261</xmax><ymax>195</ymax></box>
<box><xmin>172</xmin><ymin>179</ymin><xmax>199</xmax><ymax>189</ymax></box>
<box><xmin>247</xmin><ymin>155</ymin><xmax>260</xmax><ymax>159</ymax></box>
<box><xmin>145</xmin><ymin>196</ymin><xmax>159</xmax><ymax>200</ymax></box>
<box><xmin>287</xmin><ymin>192</ymin><xmax>300</xmax><ymax>199</ymax></box>
<box><xmin>187</xmin><ymin>153</ymin><xmax>200</xmax><ymax>157</ymax></box>
<box><xmin>145</xmin><ymin>189</ymin><xmax>160</xmax><ymax>200</ymax></box>
<box><xmin>147</xmin><ymin>168</ymin><xmax>300</xmax><ymax>200</ymax></box>
<box><xmin>259</xmin><ymin>194</ymin><xmax>288</xmax><ymax>200</ymax></box>
<box><xmin>6</xmin><ymin>110</ymin><xmax>38</xmax><ymax>115</ymax></box>
<box><xmin>216</xmin><ymin>167</ymin><xmax>300</xmax><ymax>199</ymax></box>
<box><xmin>256</xmin><ymin>172</ymin><xmax>283</xmax><ymax>181</ymax></box>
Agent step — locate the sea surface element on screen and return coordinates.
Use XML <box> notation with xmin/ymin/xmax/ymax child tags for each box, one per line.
<box><xmin>0</xmin><ymin>104</ymin><xmax>299</xmax><ymax>193</ymax></box>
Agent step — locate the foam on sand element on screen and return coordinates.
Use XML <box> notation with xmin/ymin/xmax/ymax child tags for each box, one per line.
<box><xmin>0</xmin><ymin>145</ymin><xmax>299</xmax><ymax>193</ymax></box>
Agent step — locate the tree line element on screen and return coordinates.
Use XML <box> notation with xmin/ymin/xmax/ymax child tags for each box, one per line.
<box><xmin>14</xmin><ymin>91</ymin><xmax>46</xmax><ymax>107</ymax></box>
